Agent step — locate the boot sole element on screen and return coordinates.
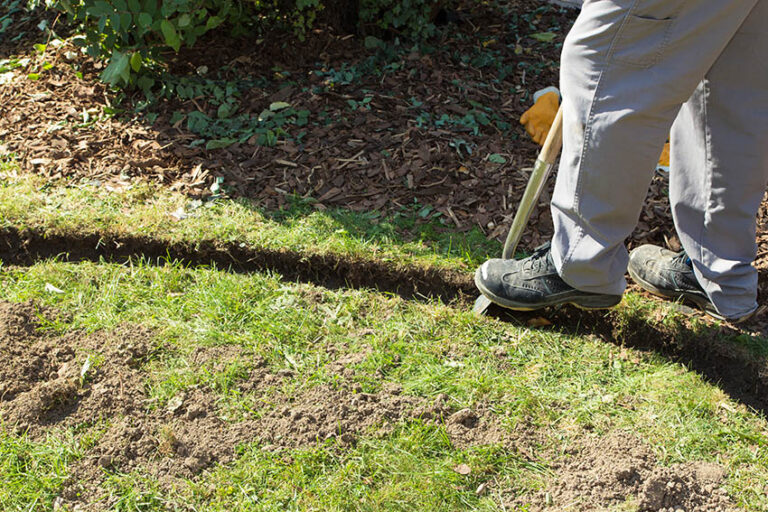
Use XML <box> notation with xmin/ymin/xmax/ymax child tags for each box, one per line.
<box><xmin>474</xmin><ymin>270</ymin><xmax>622</xmax><ymax>312</ymax></box>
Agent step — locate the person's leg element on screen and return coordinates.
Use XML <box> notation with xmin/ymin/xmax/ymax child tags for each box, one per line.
<box><xmin>668</xmin><ymin>0</ymin><xmax>768</xmax><ymax>319</ymax></box>
<box><xmin>551</xmin><ymin>0</ymin><xmax>758</xmax><ymax>296</ymax></box>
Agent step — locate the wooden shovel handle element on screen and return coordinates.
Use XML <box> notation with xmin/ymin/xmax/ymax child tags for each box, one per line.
<box><xmin>500</xmin><ymin>105</ymin><xmax>564</xmax><ymax>260</ymax></box>
<box><xmin>540</xmin><ymin>106</ymin><xmax>563</xmax><ymax>166</ymax></box>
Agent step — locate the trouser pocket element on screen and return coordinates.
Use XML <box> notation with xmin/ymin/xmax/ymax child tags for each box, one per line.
<box><xmin>610</xmin><ymin>14</ymin><xmax>675</xmax><ymax>68</ymax></box>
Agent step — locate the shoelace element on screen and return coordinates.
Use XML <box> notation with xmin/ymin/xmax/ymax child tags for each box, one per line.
<box><xmin>672</xmin><ymin>250</ymin><xmax>693</xmax><ymax>269</ymax></box>
<box><xmin>524</xmin><ymin>243</ymin><xmax>552</xmax><ymax>273</ymax></box>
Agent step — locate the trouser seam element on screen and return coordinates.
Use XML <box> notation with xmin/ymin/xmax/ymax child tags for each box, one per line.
<box><xmin>604</xmin><ymin>0</ymin><xmax>641</xmax><ymax>62</ymax></box>
<box><xmin>696</xmin><ymin>78</ymin><xmax>729</xmax><ymax>317</ymax></box>
<box><xmin>698</xmin><ymin>79</ymin><xmax>712</xmax><ymax>278</ymax></box>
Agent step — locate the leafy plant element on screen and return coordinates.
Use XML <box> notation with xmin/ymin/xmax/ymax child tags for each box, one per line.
<box><xmin>347</xmin><ymin>96</ymin><xmax>372</xmax><ymax>110</ymax></box>
<box><xmin>412</xmin><ymin>100</ymin><xmax>511</xmax><ymax>136</ymax></box>
<box><xmin>359</xmin><ymin>0</ymin><xmax>441</xmax><ymax>40</ymax></box>
<box><xmin>0</xmin><ymin>0</ymin><xmax>43</xmax><ymax>42</ymax></box>
<box><xmin>52</xmin><ymin>0</ymin><xmax>442</xmax><ymax>91</ymax></box>
<box><xmin>170</xmin><ymin>100</ymin><xmax>310</xmax><ymax>149</ymax></box>
<box><xmin>55</xmin><ymin>0</ymin><xmax>236</xmax><ymax>87</ymax></box>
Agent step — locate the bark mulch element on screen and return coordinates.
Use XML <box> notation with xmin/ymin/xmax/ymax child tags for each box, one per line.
<box><xmin>2</xmin><ymin>1</ymin><xmax>768</xmax><ymax>331</ymax></box>
<box><xmin>0</xmin><ymin>1</ymin><xmax>580</xmax><ymax>246</ymax></box>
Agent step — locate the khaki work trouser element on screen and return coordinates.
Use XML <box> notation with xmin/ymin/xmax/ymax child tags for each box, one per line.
<box><xmin>550</xmin><ymin>0</ymin><xmax>768</xmax><ymax>319</ymax></box>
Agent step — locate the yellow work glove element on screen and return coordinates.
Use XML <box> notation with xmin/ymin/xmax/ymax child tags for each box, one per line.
<box><xmin>520</xmin><ymin>86</ymin><xmax>560</xmax><ymax>145</ymax></box>
<box><xmin>657</xmin><ymin>141</ymin><xmax>670</xmax><ymax>172</ymax></box>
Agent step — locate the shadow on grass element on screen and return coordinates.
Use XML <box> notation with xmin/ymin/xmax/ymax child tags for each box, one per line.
<box><xmin>255</xmin><ymin>196</ymin><xmax>502</xmax><ymax>267</ymax></box>
<box><xmin>2</xmin><ymin>224</ymin><xmax>767</xmax><ymax>418</ymax></box>
<box><xmin>488</xmin><ymin>303</ymin><xmax>768</xmax><ymax>418</ymax></box>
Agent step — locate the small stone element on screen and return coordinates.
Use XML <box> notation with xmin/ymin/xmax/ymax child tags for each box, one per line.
<box><xmin>185</xmin><ymin>405</ymin><xmax>206</xmax><ymax>420</ymax></box>
<box><xmin>98</xmin><ymin>455</ymin><xmax>114</xmax><ymax>468</ymax></box>
<box><xmin>167</xmin><ymin>394</ymin><xmax>185</xmax><ymax>414</ymax></box>
<box><xmin>57</xmin><ymin>362</ymin><xmax>72</xmax><ymax>378</ymax></box>
<box><xmin>184</xmin><ymin>456</ymin><xmax>205</xmax><ymax>473</ymax></box>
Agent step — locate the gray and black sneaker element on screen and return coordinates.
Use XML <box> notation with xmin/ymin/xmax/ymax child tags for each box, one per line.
<box><xmin>627</xmin><ymin>244</ymin><xmax>753</xmax><ymax>322</ymax></box>
<box><xmin>474</xmin><ymin>242</ymin><xmax>622</xmax><ymax>311</ymax></box>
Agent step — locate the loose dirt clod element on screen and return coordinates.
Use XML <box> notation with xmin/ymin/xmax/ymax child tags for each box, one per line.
<box><xmin>551</xmin><ymin>434</ymin><xmax>655</xmax><ymax>506</ymax></box>
<box><xmin>444</xmin><ymin>405</ymin><xmax>526</xmax><ymax>450</ymax></box>
<box><xmin>638</xmin><ymin>462</ymin><xmax>731</xmax><ymax>512</ymax></box>
<box><xmin>522</xmin><ymin>433</ymin><xmax>736</xmax><ymax>512</ymax></box>
<box><xmin>0</xmin><ymin>301</ymin><xmax>153</xmax><ymax>432</ymax></box>
<box><xmin>255</xmin><ymin>385</ymin><xmax>432</xmax><ymax>447</ymax></box>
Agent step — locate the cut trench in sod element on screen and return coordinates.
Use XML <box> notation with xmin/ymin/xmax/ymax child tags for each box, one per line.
<box><xmin>2</xmin><ymin>224</ymin><xmax>768</xmax><ymax>419</ymax></box>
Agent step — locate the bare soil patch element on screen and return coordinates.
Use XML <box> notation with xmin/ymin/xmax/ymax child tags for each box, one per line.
<box><xmin>0</xmin><ymin>300</ymin><xmax>533</xmax><ymax>509</ymax></box>
<box><xmin>255</xmin><ymin>385</ymin><xmax>526</xmax><ymax>452</ymax></box>
<box><xmin>1</xmin><ymin>301</ymin><xmax>746</xmax><ymax>511</ymax></box>
<box><xmin>0</xmin><ymin>301</ymin><xmax>153</xmax><ymax>432</ymax></box>
<box><xmin>517</xmin><ymin>433</ymin><xmax>735</xmax><ymax>511</ymax></box>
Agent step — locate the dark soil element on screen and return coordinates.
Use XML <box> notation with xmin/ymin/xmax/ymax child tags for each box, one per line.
<box><xmin>521</xmin><ymin>433</ymin><xmax>736</xmax><ymax>512</ymax></box>
<box><xmin>0</xmin><ymin>3</ymin><xmax>60</xmax><ymax>58</ymax></box>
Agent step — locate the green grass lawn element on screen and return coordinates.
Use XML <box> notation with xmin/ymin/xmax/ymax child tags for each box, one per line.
<box><xmin>0</xmin><ymin>259</ymin><xmax>767</xmax><ymax>510</ymax></box>
<box><xmin>1</xmin><ymin>164</ymin><xmax>768</xmax><ymax>511</ymax></box>
<box><xmin>0</xmin><ymin>172</ymin><xmax>498</xmax><ymax>273</ymax></box>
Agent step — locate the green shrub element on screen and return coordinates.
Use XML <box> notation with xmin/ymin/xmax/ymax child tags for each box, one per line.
<box><xmin>360</xmin><ymin>0</ymin><xmax>440</xmax><ymax>40</ymax></box>
<box><xmin>52</xmin><ymin>0</ymin><xmax>442</xmax><ymax>90</ymax></box>
<box><xmin>54</xmin><ymin>0</ymin><xmax>322</xmax><ymax>88</ymax></box>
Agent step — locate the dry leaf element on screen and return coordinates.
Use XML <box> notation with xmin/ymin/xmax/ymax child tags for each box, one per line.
<box><xmin>527</xmin><ymin>317</ymin><xmax>552</xmax><ymax>327</ymax></box>
<box><xmin>44</xmin><ymin>283</ymin><xmax>64</xmax><ymax>294</ymax></box>
<box><xmin>453</xmin><ymin>463</ymin><xmax>472</xmax><ymax>475</ymax></box>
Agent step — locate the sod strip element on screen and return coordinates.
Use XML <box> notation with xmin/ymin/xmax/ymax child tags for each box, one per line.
<box><xmin>0</xmin><ymin>175</ymin><xmax>497</xmax><ymax>273</ymax></box>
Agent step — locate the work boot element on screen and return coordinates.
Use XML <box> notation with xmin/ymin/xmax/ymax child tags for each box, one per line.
<box><xmin>627</xmin><ymin>244</ymin><xmax>755</xmax><ymax>323</ymax></box>
<box><xmin>474</xmin><ymin>242</ymin><xmax>623</xmax><ymax>311</ymax></box>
